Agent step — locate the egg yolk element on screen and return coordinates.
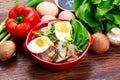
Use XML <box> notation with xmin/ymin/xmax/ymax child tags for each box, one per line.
<box><xmin>57</xmin><ymin>22</ymin><xmax>69</xmax><ymax>33</ymax></box>
<box><xmin>36</xmin><ymin>38</ymin><xmax>47</xmax><ymax>47</ymax></box>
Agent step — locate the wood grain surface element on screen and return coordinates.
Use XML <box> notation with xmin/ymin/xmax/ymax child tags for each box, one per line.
<box><xmin>0</xmin><ymin>0</ymin><xmax>120</xmax><ymax>80</ymax></box>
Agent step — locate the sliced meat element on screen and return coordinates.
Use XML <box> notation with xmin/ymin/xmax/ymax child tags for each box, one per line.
<box><xmin>54</xmin><ymin>41</ymin><xmax>67</xmax><ymax>62</ymax></box>
<box><xmin>55</xmin><ymin>41</ymin><xmax>67</xmax><ymax>53</ymax></box>
<box><xmin>38</xmin><ymin>46</ymin><xmax>55</xmax><ymax>62</ymax></box>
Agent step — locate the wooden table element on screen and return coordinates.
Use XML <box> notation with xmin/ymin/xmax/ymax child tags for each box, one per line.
<box><xmin>0</xmin><ymin>0</ymin><xmax>120</xmax><ymax>80</ymax></box>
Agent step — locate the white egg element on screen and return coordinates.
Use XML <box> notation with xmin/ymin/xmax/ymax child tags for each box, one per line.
<box><xmin>54</xmin><ymin>21</ymin><xmax>72</xmax><ymax>41</ymax></box>
<box><xmin>27</xmin><ymin>36</ymin><xmax>52</xmax><ymax>54</ymax></box>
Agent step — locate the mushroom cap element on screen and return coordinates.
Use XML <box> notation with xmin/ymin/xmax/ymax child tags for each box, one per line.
<box><xmin>106</xmin><ymin>28</ymin><xmax>120</xmax><ymax>46</ymax></box>
<box><xmin>0</xmin><ymin>41</ymin><xmax>16</xmax><ymax>61</ymax></box>
<box><xmin>90</xmin><ymin>32</ymin><xmax>110</xmax><ymax>54</ymax></box>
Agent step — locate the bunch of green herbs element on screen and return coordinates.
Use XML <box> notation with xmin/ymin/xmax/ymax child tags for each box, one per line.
<box><xmin>74</xmin><ymin>0</ymin><xmax>120</xmax><ymax>33</ymax></box>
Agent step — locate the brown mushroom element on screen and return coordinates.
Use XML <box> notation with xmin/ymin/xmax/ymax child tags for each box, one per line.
<box><xmin>0</xmin><ymin>41</ymin><xmax>16</xmax><ymax>61</ymax></box>
<box><xmin>90</xmin><ymin>32</ymin><xmax>110</xmax><ymax>54</ymax></box>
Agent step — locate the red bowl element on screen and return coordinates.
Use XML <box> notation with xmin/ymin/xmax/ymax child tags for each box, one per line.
<box><xmin>24</xmin><ymin>19</ymin><xmax>93</xmax><ymax>70</ymax></box>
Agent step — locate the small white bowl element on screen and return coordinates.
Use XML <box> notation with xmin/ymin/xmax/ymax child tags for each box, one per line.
<box><xmin>54</xmin><ymin>0</ymin><xmax>74</xmax><ymax>12</ymax></box>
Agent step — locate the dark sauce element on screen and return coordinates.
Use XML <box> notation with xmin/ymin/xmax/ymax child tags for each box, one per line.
<box><xmin>59</xmin><ymin>0</ymin><xmax>74</xmax><ymax>11</ymax></box>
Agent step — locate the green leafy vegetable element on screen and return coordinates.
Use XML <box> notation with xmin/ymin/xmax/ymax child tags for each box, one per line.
<box><xmin>105</xmin><ymin>12</ymin><xmax>120</xmax><ymax>24</ymax></box>
<box><xmin>74</xmin><ymin>0</ymin><xmax>120</xmax><ymax>33</ymax></box>
<box><xmin>94</xmin><ymin>0</ymin><xmax>114</xmax><ymax>21</ymax></box>
<box><xmin>70</xmin><ymin>19</ymin><xmax>90</xmax><ymax>52</ymax></box>
<box><xmin>74</xmin><ymin>0</ymin><xmax>101</xmax><ymax>33</ymax></box>
<box><xmin>91</xmin><ymin>0</ymin><xmax>101</xmax><ymax>4</ymax></box>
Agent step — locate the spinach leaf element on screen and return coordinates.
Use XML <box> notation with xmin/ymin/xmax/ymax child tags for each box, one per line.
<box><xmin>105</xmin><ymin>11</ymin><xmax>120</xmax><ymax>25</ymax></box>
<box><xmin>74</xmin><ymin>0</ymin><xmax>120</xmax><ymax>33</ymax></box>
<box><xmin>91</xmin><ymin>0</ymin><xmax>101</xmax><ymax>4</ymax></box>
<box><xmin>74</xmin><ymin>0</ymin><xmax>84</xmax><ymax>12</ymax></box>
<box><xmin>94</xmin><ymin>0</ymin><xmax>114</xmax><ymax>21</ymax></box>
<box><xmin>74</xmin><ymin>0</ymin><xmax>102</xmax><ymax>33</ymax></box>
<box><xmin>105</xmin><ymin>21</ymin><xmax>119</xmax><ymax>32</ymax></box>
<box><xmin>113</xmin><ymin>0</ymin><xmax>120</xmax><ymax>6</ymax></box>
<box><xmin>70</xmin><ymin>19</ymin><xmax>90</xmax><ymax>52</ymax></box>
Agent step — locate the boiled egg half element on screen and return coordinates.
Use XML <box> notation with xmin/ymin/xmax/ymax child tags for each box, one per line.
<box><xmin>54</xmin><ymin>21</ymin><xmax>72</xmax><ymax>41</ymax></box>
<box><xmin>27</xmin><ymin>36</ymin><xmax>52</xmax><ymax>54</ymax></box>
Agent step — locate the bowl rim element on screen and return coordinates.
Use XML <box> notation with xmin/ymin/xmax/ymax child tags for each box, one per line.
<box><xmin>24</xmin><ymin>19</ymin><xmax>93</xmax><ymax>66</ymax></box>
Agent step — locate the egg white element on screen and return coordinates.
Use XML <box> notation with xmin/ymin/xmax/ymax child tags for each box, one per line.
<box><xmin>27</xmin><ymin>36</ymin><xmax>51</xmax><ymax>54</ymax></box>
<box><xmin>54</xmin><ymin>21</ymin><xmax>72</xmax><ymax>41</ymax></box>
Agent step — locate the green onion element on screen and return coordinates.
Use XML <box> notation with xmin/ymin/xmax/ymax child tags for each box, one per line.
<box><xmin>0</xmin><ymin>17</ymin><xmax>7</xmax><ymax>34</ymax></box>
<box><xmin>48</xmin><ymin>41</ymin><xmax>54</xmax><ymax>46</ymax></box>
<box><xmin>0</xmin><ymin>33</ymin><xmax>11</xmax><ymax>44</ymax></box>
<box><xmin>59</xmin><ymin>52</ymin><xmax>66</xmax><ymax>58</ymax></box>
<box><xmin>48</xmin><ymin>52</ymin><xmax>54</xmax><ymax>59</ymax></box>
<box><xmin>0</xmin><ymin>31</ymin><xmax>8</xmax><ymax>40</ymax></box>
<box><xmin>64</xmin><ymin>36</ymin><xmax>73</xmax><ymax>41</ymax></box>
<box><xmin>25</xmin><ymin>0</ymin><xmax>44</xmax><ymax>7</ymax></box>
